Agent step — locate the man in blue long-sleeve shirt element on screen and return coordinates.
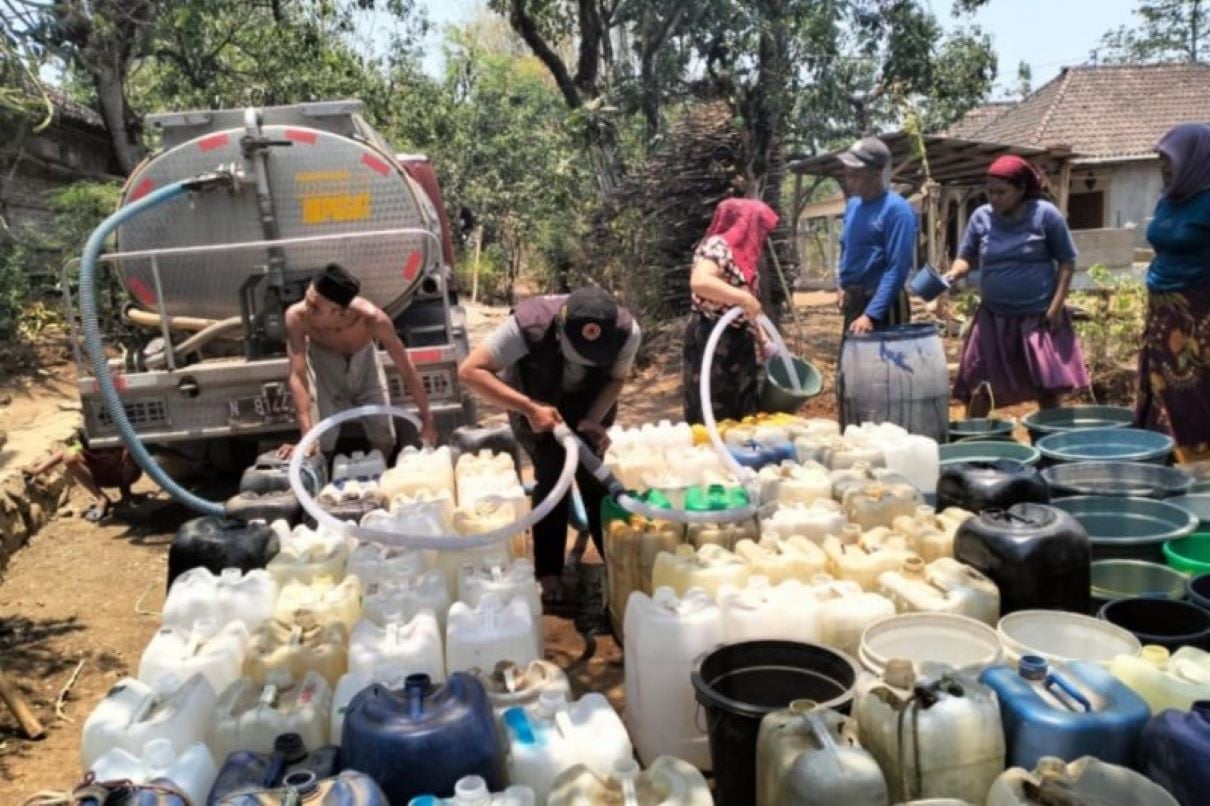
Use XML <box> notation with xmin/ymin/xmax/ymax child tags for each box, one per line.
<box><xmin>837</xmin><ymin>137</ymin><xmax>917</xmax><ymax>334</ymax></box>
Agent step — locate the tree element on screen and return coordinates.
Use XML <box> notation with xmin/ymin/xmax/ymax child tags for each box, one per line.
<box><xmin>1103</xmin><ymin>0</ymin><xmax>1206</xmax><ymax>63</ymax></box>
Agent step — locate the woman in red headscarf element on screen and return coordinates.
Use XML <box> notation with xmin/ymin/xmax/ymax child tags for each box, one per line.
<box><xmin>944</xmin><ymin>155</ymin><xmax>1089</xmax><ymax>414</ymax></box>
<box><xmin>683</xmin><ymin>197</ymin><xmax>780</xmax><ymax>423</ymax></box>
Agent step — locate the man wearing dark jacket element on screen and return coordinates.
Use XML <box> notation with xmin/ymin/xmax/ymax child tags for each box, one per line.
<box><xmin>458</xmin><ymin>287</ymin><xmax>642</xmax><ymax>604</ymax></box>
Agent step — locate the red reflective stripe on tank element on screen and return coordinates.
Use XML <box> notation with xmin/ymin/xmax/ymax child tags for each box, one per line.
<box><xmin>361</xmin><ymin>153</ymin><xmax>390</xmax><ymax>176</ymax></box>
<box><xmin>128</xmin><ymin>277</ymin><xmax>156</xmax><ymax>306</ymax></box>
<box><xmin>129</xmin><ymin>178</ymin><xmax>155</xmax><ymax>202</ymax></box>
<box><xmin>409</xmin><ymin>348</ymin><xmax>442</xmax><ymax>365</ymax></box>
<box><xmin>285</xmin><ymin>128</ymin><xmax>317</xmax><ymax>145</ymax></box>
<box><xmin>198</xmin><ymin>133</ymin><xmax>229</xmax><ymax>152</ymax></box>
<box><xmin>402</xmin><ymin>251</ymin><xmax>423</xmax><ymax>280</ymax></box>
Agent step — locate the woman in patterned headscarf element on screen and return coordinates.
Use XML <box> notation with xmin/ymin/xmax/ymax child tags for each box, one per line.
<box><xmin>1134</xmin><ymin>123</ymin><xmax>1210</xmax><ymax>463</ymax></box>
<box><xmin>682</xmin><ymin>198</ymin><xmax>779</xmax><ymax>423</ymax></box>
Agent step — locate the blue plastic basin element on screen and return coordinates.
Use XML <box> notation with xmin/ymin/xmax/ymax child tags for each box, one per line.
<box><xmin>1052</xmin><ymin>495</ymin><xmax>1197</xmax><ymax>562</ymax></box>
<box><xmin>1023</xmin><ymin>406</ymin><xmax>1133</xmax><ymax>442</ymax></box>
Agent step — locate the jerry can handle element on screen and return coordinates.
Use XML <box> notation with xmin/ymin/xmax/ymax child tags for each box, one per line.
<box><xmin>1044</xmin><ymin>672</ymin><xmax>1092</xmax><ymax>712</ymax></box>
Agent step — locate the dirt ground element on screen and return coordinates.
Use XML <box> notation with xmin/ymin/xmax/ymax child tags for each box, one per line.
<box><xmin>0</xmin><ymin>294</ymin><xmax>1029</xmax><ymax>800</ymax></box>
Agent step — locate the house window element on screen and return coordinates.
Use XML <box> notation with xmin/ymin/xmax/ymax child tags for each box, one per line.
<box><xmin>1067</xmin><ymin>191</ymin><xmax>1105</xmax><ymax>230</ymax></box>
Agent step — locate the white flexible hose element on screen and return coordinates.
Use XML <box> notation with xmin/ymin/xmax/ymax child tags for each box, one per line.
<box><xmin>287</xmin><ymin>404</ymin><xmax>579</xmax><ymax>550</ymax></box>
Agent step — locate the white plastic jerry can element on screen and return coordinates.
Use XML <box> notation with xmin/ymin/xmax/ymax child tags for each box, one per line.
<box><xmin>89</xmin><ymin>738</ymin><xmax>218</xmax><ymax>806</ymax></box>
<box><xmin>502</xmin><ymin>690</ymin><xmax>635</xmax><ymax>804</ymax></box>
<box><xmin>243</xmin><ymin>616</ymin><xmax>348</xmax><ymax>688</ymax></box>
<box><xmin>758</xmin><ymin>460</ymin><xmax>833</xmax><ymax>506</ymax></box>
<box><xmin>348</xmin><ymin>610</ymin><xmax>446</xmax><ymax>682</ymax></box>
<box><xmin>823</xmin><ymin>534</ymin><xmax>917</xmax><ymax>592</ymax></box>
<box><xmin>623</xmin><ymin>587</ymin><xmax>724</xmax><ymax>770</ymax></box>
<box><xmin>842</xmin><ymin>481</ymin><xmax>924</xmax><ymax>530</ymax></box>
<box><xmin>810</xmin><ymin>575</ymin><xmax>897</xmax><ymax>657</ymax></box>
<box><xmin>161</xmin><ymin>567</ymin><xmax>279</xmax><ymax>631</ymax></box>
<box><xmin>81</xmin><ymin>673</ymin><xmax>217</xmax><ymax>769</ymax></box>
<box><xmin>735</xmin><ymin>536</ymin><xmax>828</xmax><ymax>584</ymax></box>
<box><xmin>605</xmin><ymin>515</ymin><xmax>683</xmax><ymax>637</ymax></box>
<box><xmin>686</xmin><ymin>520</ymin><xmax>757</xmax><ymax>551</ymax></box>
<box><xmin>877</xmin><ymin>556</ymin><xmax>1001</xmax><ymax>626</ymax></box>
<box><xmin>138</xmin><ymin>618</ymin><xmax>250</xmax><ymax>698</ymax></box>
<box><xmin>330</xmin><ymin>669</ymin><xmax>408</xmax><ymax>746</ymax></box>
<box><xmin>458</xmin><ymin>556</ymin><xmax>543</xmax><ymax>651</ymax></box>
<box><xmin>892</xmin><ymin>505</ymin><xmax>974</xmax><ymax>562</ymax></box>
<box><xmin>986</xmin><ymin>755</ymin><xmax>1178</xmax><ymax>806</ymax></box>
<box><xmin>664</xmin><ymin>445</ymin><xmax>733</xmax><ymax>487</ymax></box>
<box><xmin>346</xmin><ymin>541</ymin><xmax>429</xmax><ymax>588</ymax></box>
<box><xmin>266</xmin><ymin>530</ymin><xmax>351</xmax><ymax>587</ymax></box>
<box><xmin>274</xmin><ymin>575</ymin><xmax>363</xmax><ymax>629</ymax></box>
<box><xmin>333</xmin><ymin>449</ymin><xmax>387</xmax><ymax>482</ymax></box>
<box><xmin>547</xmin><ymin>757</ymin><xmax>713</xmax><ymax>805</ymax></box>
<box><xmin>1109</xmin><ymin>644</ymin><xmax>1210</xmax><ymax>713</ymax></box>
<box><xmin>362</xmin><ymin>570</ymin><xmax>451</xmax><ymax>631</ymax></box>
<box><xmin>373</xmin><ymin>488</ymin><xmax>456</xmax><ymax>532</ymax></box>
<box><xmin>855</xmin><ymin>661</ymin><xmax>1005</xmax><ymax>804</ymax></box>
<box><xmin>380</xmin><ymin>445</ymin><xmax>456</xmax><ymax>500</ymax></box>
<box><xmin>446</xmin><ymin>593</ymin><xmax>540</xmax><ymax>674</ymax></box>
<box><xmin>756</xmin><ymin>702</ymin><xmax>888</xmax><ymax>806</ymax></box>
<box><xmin>760</xmin><ymin>500</ymin><xmax>848</xmax><ymax>544</ymax></box>
<box><xmin>469</xmin><ymin>660</ymin><xmax>573</xmax><ymax>752</ymax></box>
<box><xmin>881</xmin><ymin>434</ymin><xmax>940</xmax><ymax>496</ymax></box>
<box><xmin>208</xmin><ymin>669</ymin><xmax>332</xmax><ymax>761</ymax></box>
<box><xmin>717</xmin><ymin>576</ymin><xmax>820</xmax><ymax>643</ymax></box>
<box><xmin>650</xmin><ymin>543</ymin><xmax>751</xmax><ymax>598</ymax></box>
<box><xmin>407</xmin><ymin>775</ymin><xmax>537</xmax><ymax>805</ymax></box>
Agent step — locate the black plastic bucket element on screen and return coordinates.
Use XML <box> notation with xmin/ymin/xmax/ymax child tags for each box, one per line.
<box><xmin>690</xmin><ymin>640</ymin><xmax>859</xmax><ymax>806</ymax></box>
<box><xmin>1189</xmin><ymin>573</ymin><xmax>1210</xmax><ymax>611</ymax></box>
<box><xmin>1098</xmin><ymin>597</ymin><xmax>1210</xmax><ymax>651</ymax></box>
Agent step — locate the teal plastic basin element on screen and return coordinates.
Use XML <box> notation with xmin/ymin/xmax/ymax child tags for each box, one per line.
<box><xmin>1035</xmin><ymin>428</ymin><xmax>1174</xmax><ymax>465</ymax></box>
<box><xmin>948</xmin><ymin>418</ymin><xmax>1015</xmax><ymax>442</ymax></box>
<box><xmin>939</xmin><ymin>441</ymin><xmax>1041</xmax><ymax>467</ymax></box>
<box><xmin>1053</xmin><ymin>495</ymin><xmax>1198</xmax><ymax>562</ymax></box>
<box><xmin>1022</xmin><ymin>405</ymin><xmax>1133</xmax><ymax>442</ymax></box>
<box><xmin>1169</xmin><ymin>494</ymin><xmax>1210</xmax><ymax>530</ymax></box>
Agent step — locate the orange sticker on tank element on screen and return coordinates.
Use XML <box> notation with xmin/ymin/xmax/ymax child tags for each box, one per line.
<box><xmin>402</xmin><ymin>251</ymin><xmax>423</xmax><ymax>280</ymax></box>
<box><xmin>198</xmin><ymin>133</ymin><xmax>229</xmax><ymax>152</ymax></box>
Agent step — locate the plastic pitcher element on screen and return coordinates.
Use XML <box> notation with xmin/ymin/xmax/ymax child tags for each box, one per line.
<box><xmin>877</xmin><ymin>556</ymin><xmax>1001</xmax><ymax>625</ymax></box>
<box><xmin>363</xmin><ymin>570</ymin><xmax>451</xmax><ymax>630</ymax></box>
<box><xmin>162</xmin><ymin>567</ymin><xmax>278</xmax><ymax>632</ymax></box>
<box><xmin>757</xmin><ymin>460</ymin><xmax>833</xmax><ymax>506</ymax></box>
<box><xmin>81</xmin><ymin>673</ymin><xmax>216</xmax><ymax>768</ymax></box>
<box><xmin>756</xmin><ymin>703</ymin><xmax>887</xmax><ymax>806</ymax></box>
<box><xmin>88</xmin><ymin>738</ymin><xmax>217</xmax><ymax>806</ymax></box>
<box><xmin>856</xmin><ymin>662</ymin><xmax>1005</xmax><ymax>803</ymax></box>
<box><xmin>735</xmin><ymin>537</ymin><xmax>828</xmax><ymax>584</ymax></box>
<box><xmin>503</xmin><ymin>690</ymin><xmax>635</xmax><ymax>803</ymax></box>
<box><xmin>650</xmin><ymin>543</ymin><xmax>751</xmax><ymax>598</ymax></box>
<box><xmin>138</xmin><ymin>619</ymin><xmax>250</xmax><ymax>698</ymax></box>
<box><xmin>623</xmin><ymin>587</ymin><xmax>724</xmax><ymax>769</ymax></box>
<box><xmin>208</xmin><ymin>669</ymin><xmax>332</xmax><ymax>761</ymax></box>
<box><xmin>243</xmin><ymin>616</ymin><xmax>348</xmax><ymax>687</ymax></box>
<box><xmin>446</xmin><ymin>594</ymin><xmax>540</xmax><ymax>674</ymax></box>
<box><xmin>605</xmin><ymin>514</ymin><xmax>683</xmax><ymax>638</ymax></box>
<box><xmin>349</xmin><ymin>611</ymin><xmax>445</xmax><ymax>682</ymax></box>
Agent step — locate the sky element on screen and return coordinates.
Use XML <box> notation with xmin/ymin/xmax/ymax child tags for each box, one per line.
<box><xmin>414</xmin><ymin>0</ymin><xmax>1144</xmax><ymax>98</ymax></box>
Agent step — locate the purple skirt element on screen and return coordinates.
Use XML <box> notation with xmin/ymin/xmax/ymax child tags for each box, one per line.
<box><xmin>953</xmin><ymin>305</ymin><xmax>1090</xmax><ymax>406</ymax></box>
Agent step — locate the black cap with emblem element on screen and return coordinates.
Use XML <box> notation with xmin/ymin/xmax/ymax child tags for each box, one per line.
<box><xmin>561</xmin><ymin>286</ymin><xmax>621</xmax><ymax>366</ymax></box>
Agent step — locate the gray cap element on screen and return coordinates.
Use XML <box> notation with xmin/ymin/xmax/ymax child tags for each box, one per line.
<box><xmin>838</xmin><ymin>137</ymin><xmax>892</xmax><ymax>170</ymax></box>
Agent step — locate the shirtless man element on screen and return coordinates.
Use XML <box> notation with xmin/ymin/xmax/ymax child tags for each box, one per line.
<box><xmin>277</xmin><ymin>263</ymin><xmax>437</xmax><ymax>459</ymax></box>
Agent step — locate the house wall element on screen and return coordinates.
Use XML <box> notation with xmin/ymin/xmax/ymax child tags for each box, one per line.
<box><xmin>1105</xmin><ymin>160</ymin><xmax>1163</xmax><ymax>231</ymax></box>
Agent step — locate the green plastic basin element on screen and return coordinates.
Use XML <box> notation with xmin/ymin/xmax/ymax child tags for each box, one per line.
<box><xmin>1165</xmin><ymin>534</ymin><xmax>1210</xmax><ymax>575</ymax></box>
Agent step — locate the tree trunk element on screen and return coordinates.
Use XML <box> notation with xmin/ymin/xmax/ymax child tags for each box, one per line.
<box><xmin>93</xmin><ymin>63</ymin><xmax>143</xmax><ymax>174</ymax></box>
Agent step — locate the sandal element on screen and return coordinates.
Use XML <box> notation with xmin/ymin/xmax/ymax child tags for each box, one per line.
<box><xmin>83</xmin><ymin>501</ymin><xmax>111</xmax><ymax>523</ymax></box>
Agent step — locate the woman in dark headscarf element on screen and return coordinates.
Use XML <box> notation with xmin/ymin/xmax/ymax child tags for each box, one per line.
<box><xmin>945</xmin><ymin>155</ymin><xmax>1089</xmax><ymax>415</ymax></box>
<box><xmin>682</xmin><ymin>198</ymin><xmax>779</xmax><ymax>423</ymax></box>
<box><xmin>1134</xmin><ymin>123</ymin><xmax>1210</xmax><ymax>462</ymax></box>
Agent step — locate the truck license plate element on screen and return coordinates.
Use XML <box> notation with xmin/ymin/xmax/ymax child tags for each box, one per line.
<box><xmin>229</xmin><ymin>386</ymin><xmax>295</xmax><ymax>425</ymax></box>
